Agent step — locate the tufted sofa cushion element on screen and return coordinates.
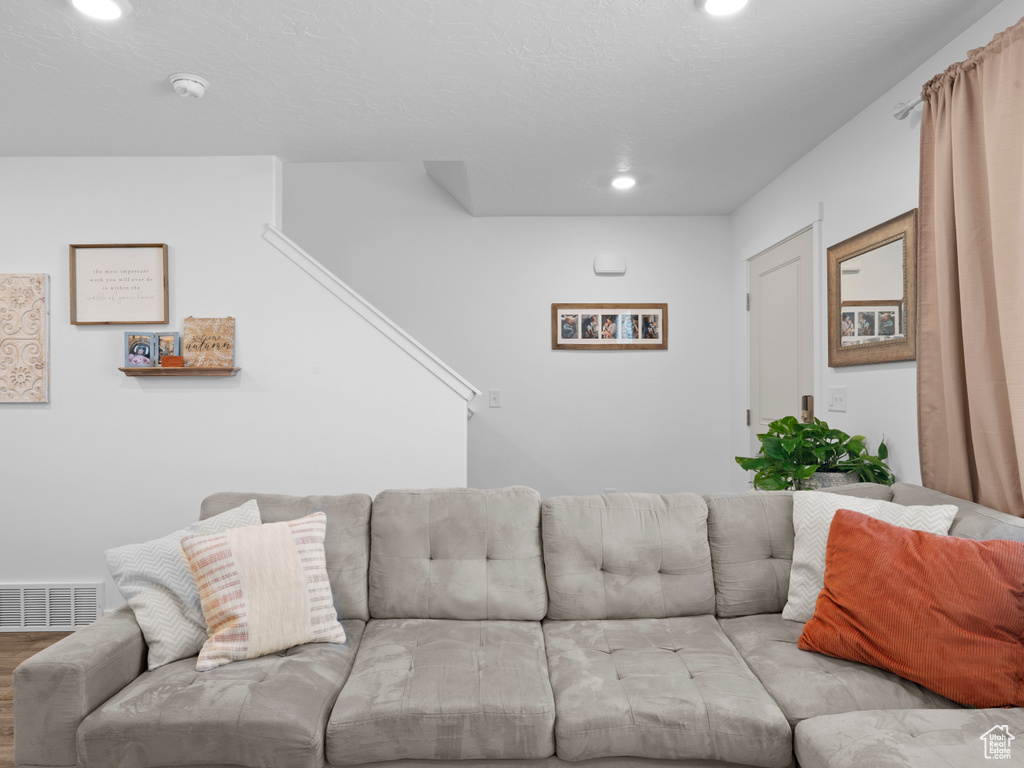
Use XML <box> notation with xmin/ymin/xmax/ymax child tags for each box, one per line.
<box><xmin>543</xmin><ymin>616</ymin><xmax>792</xmax><ymax>766</ymax></box>
<box><xmin>705</xmin><ymin>484</ymin><xmax>894</xmax><ymax>618</ymax></box>
<box><xmin>368</xmin><ymin>486</ymin><xmax>546</xmax><ymax>620</ymax></box>
<box><xmin>705</xmin><ymin>492</ymin><xmax>795</xmax><ymax>618</ymax></box>
<box><xmin>78</xmin><ymin>624</ymin><xmax>364</xmax><ymax>768</ymax></box>
<box><xmin>201</xmin><ymin>491</ymin><xmax>372</xmax><ymax>622</ymax></box>
<box><xmin>542</xmin><ymin>493</ymin><xmax>714</xmax><ymax>620</ymax></box>
<box><xmin>718</xmin><ymin>614</ymin><xmax>958</xmax><ymax>727</ymax></box>
<box><xmin>795</xmin><ymin>709</ymin><xmax>1024</xmax><ymax>768</ymax></box>
<box><xmin>326</xmin><ymin>619</ymin><xmax>554</xmax><ymax>764</ymax></box>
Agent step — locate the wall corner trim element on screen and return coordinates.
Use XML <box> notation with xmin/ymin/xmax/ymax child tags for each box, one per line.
<box><xmin>262</xmin><ymin>224</ymin><xmax>481</xmax><ymax>403</ymax></box>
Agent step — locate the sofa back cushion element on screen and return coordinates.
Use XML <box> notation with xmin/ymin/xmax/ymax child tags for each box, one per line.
<box><xmin>200</xmin><ymin>492</ymin><xmax>371</xmax><ymax>622</ymax></box>
<box><xmin>542</xmin><ymin>493</ymin><xmax>714</xmax><ymax>620</ymax></box>
<box><xmin>891</xmin><ymin>482</ymin><xmax>1024</xmax><ymax>543</ymax></box>
<box><xmin>368</xmin><ymin>486</ymin><xmax>546</xmax><ymax>620</ymax></box>
<box><xmin>705</xmin><ymin>484</ymin><xmax>893</xmax><ymax>618</ymax></box>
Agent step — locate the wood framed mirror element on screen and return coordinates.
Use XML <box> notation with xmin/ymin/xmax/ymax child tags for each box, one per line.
<box><xmin>827</xmin><ymin>209</ymin><xmax>917</xmax><ymax>367</ymax></box>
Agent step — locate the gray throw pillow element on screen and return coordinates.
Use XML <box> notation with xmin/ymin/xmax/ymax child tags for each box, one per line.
<box><xmin>105</xmin><ymin>500</ymin><xmax>261</xmax><ymax>669</ymax></box>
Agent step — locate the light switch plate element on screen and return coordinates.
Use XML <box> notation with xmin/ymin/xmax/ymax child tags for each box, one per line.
<box><xmin>827</xmin><ymin>386</ymin><xmax>847</xmax><ymax>412</ymax></box>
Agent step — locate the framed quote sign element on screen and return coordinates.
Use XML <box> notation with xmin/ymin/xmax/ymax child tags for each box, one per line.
<box><xmin>552</xmin><ymin>303</ymin><xmax>668</xmax><ymax>350</ymax></box>
<box><xmin>70</xmin><ymin>243</ymin><xmax>169</xmax><ymax>325</ymax></box>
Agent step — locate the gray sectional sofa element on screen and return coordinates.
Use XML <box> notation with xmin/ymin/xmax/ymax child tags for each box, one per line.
<box><xmin>14</xmin><ymin>482</ymin><xmax>1024</xmax><ymax>768</ymax></box>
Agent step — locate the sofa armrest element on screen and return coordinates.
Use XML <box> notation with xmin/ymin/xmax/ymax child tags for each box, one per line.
<box><xmin>14</xmin><ymin>605</ymin><xmax>146</xmax><ymax>767</ymax></box>
<box><xmin>891</xmin><ymin>482</ymin><xmax>1024</xmax><ymax>542</ymax></box>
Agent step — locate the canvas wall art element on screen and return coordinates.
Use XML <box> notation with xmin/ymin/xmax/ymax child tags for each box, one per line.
<box><xmin>0</xmin><ymin>273</ymin><xmax>49</xmax><ymax>403</ymax></box>
<box><xmin>183</xmin><ymin>317</ymin><xmax>235</xmax><ymax>367</ymax></box>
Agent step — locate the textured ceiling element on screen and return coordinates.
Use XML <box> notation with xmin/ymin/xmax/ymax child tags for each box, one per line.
<box><xmin>0</xmin><ymin>0</ymin><xmax>1004</xmax><ymax>215</ymax></box>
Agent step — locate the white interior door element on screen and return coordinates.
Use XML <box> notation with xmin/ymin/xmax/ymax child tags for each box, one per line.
<box><xmin>748</xmin><ymin>227</ymin><xmax>814</xmax><ymax>446</ymax></box>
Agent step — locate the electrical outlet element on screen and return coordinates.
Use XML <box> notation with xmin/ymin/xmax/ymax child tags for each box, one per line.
<box><xmin>827</xmin><ymin>386</ymin><xmax>847</xmax><ymax>412</ymax></box>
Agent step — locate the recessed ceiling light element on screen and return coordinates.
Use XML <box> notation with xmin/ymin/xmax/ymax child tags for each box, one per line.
<box><xmin>68</xmin><ymin>0</ymin><xmax>132</xmax><ymax>21</ymax></box>
<box><xmin>611</xmin><ymin>175</ymin><xmax>637</xmax><ymax>191</ymax></box>
<box><xmin>695</xmin><ymin>0</ymin><xmax>748</xmax><ymax>17</ymax></box>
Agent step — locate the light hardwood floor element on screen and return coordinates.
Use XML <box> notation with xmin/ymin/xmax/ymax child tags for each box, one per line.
<box><xmin>0</xmin><ymin>632</ymin><xmax>71</xmax><ymax>768</ymax></box>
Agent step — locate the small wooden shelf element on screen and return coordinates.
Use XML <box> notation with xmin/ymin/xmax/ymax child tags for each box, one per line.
<box><xmin>119</xmin><ymin>366</ymin><xmax>240</xmax><ymax>377</ymax></box>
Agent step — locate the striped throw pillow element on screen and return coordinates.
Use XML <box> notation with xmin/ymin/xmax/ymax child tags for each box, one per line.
<box><xmin>180</xmin><ymin>511</ymin><xmax>346</xmax><ymax>671</ymax></box>
<box><xmin>798</xmin><ymin>508</ymin><xmax>1024</xmax><ymax>707</ymax></box>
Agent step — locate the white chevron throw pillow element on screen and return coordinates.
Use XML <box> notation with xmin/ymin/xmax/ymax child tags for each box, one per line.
<box><xmin>105</xmin><ymin>500</ymin><xmax>261</xmax><ymax>669</ymax></box>
<box><xmin>783</xmin><ymin>491</ymin><xmax>957</xmax><ymax>623</ymax></box>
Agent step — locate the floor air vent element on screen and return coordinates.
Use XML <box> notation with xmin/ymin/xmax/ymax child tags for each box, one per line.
<box><xmin>0</xmin><ymin>583</ymin><xmax>103</xmax><ymax>631</ymax></box>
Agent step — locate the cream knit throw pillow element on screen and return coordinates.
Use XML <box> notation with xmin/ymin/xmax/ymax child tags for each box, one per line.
<box><xmin>180</xmin><ymin>511</ymin><xmax>346</xmax><ymax>671</ymax></box>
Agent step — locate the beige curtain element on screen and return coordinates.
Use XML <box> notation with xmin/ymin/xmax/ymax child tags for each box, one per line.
<box><xmin>918</xmin><ymin>17</ymin><xmax>1024</xmax><ymax>517</ymax></box>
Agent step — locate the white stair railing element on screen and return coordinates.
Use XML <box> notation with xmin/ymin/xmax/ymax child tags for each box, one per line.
<box><xmin>263</xmin><ymin>225</ymin><xmax>481</xmax><ymax>404</ymax></box>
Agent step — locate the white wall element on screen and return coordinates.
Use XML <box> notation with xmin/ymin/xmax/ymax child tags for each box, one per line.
<box><xmin>1</xmin><ymin>156</ymin><xmax>469</xmax><ymax>609</ymax></box>
<box><xmin>730</xmin><ymin>0</ymin><xmax>1024</xmax><ymax>485</ymax></box>
<box><xmin>284</xmin><ymin>162</ymin><xmax>736</xmax><ymax>498</ymax></box>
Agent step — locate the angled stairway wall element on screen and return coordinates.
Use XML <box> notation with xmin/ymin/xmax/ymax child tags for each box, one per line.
<box><xmin>0</xmin><ymin>156</ymin><xmax>476</xmax><ymax>610</ymax></box>
<box><xmin>283</xmin><ymin>161</ymin><xmax>737</xmax><ymax>498</ymax></box>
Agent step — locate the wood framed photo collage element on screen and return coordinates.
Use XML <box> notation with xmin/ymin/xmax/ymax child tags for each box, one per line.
<box><xmin>552</xmin><ymin>303</ymin><xmax>667</xmax><ymax>350</ymax></box>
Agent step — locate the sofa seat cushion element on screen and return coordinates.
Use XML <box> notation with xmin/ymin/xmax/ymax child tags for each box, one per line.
<box><xmin>718</xmin><ymin>614</ymin><xmax>960</xmax><ymax>727</ymax></box>
<box><xmin>543</xmin><ymin>616</ymin><xmax>792</xmax><ymax>767</ymax></box>
<box><xmin>326</xmin><ymin>618</ymin><xmax>554</xmax><ymax>764</ymax></box>
<box><xmin>77</xmin><ymin>621</ymin><xmax>363</xmax><ymax>768</ymax></box>
<box><xmin>795</xmin><ymin>709</ymin><xmax>1024</xmax><ymax>768</ymax></box>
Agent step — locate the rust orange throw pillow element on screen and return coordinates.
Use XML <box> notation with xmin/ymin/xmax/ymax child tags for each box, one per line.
<box><xmin>798</xmin><ymin>508</ymin><xmax>1024</xmax><ymax>707</ymax></box>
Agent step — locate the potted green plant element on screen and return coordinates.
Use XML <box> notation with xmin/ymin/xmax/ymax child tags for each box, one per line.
<box><xmin>735</xmin><ymin>416</ymin><xmax>894</xmax><ymax>490</ymax></box>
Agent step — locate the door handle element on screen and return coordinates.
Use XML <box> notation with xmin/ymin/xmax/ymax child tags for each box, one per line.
<box><xmin>800</xmin><ymin>395</ymin><xmax>814</xmax><ymax>424</ymax></box>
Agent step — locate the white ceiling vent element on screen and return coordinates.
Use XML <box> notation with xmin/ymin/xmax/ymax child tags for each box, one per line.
<box><xmin>0</xmin><ymin>583</ymin><xmax>103</xmax><ymax>631</ymax></box>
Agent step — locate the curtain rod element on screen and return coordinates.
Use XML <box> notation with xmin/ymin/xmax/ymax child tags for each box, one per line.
<box><xmin>893</xmin><ymin>97</ymin><xmax>923</xmax><ymax>120</ymax></box>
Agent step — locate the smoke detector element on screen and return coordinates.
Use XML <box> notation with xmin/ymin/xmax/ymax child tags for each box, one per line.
<box><xmin>168</xmin><ymin>74</ymin><xmax>209</xmax><ymax>99</ymax></box>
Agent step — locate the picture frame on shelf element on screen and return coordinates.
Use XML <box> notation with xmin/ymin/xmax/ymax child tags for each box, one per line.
<box><xmin>124</xmin><ymin>332</ymin><xmax>157</xmax><ymax>367</ymax></box>
<box><xmin>551</xmin><ymin>303</ymin><xmax>668</xmax><ymax>350</ymax></box>
<box><xmin>70</xmin><ymin>243</ymin><xmax>169</xmax><ymax>325</ymax></box>
<box><xmin>156</xmin><ymin>332</ymin><xmax>180</xmax><ymax>364</ymax></box>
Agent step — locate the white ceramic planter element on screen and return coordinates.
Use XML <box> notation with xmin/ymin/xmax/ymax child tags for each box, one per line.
<box><xmin>799</xmin><ymin>471</ymin><xmax>860</xmax><ymax>490</ymax></box>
